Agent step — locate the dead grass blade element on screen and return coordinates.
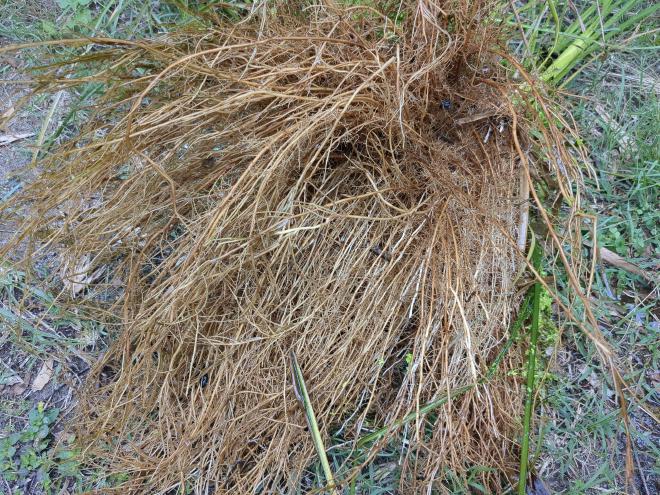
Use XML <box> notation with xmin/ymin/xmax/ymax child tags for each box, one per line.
<box><xmin>599</xmin><ymin>246</ymin><xmax>656</xmax><ymax>284</ymax></box>
<box><xmin>0</xmin><ymin>131</ymin><xmax>34</xmax><ymax>146</ymax></box>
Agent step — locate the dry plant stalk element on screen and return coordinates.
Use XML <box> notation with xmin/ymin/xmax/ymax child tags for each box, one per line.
<box><xmin>0</xmin><ymin>1</ymin><xmax>606</xmax><ymax>492</ymax></box>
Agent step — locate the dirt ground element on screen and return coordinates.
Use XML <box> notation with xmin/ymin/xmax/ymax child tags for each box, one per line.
<box><xmin>1</xmin><ymin>25</ymin><xmax>90</xmax><ymax>494</ymax></box>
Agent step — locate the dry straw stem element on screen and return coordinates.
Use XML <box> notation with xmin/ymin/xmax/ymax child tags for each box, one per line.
<box><xmin>0</xmin><ymin>1</ymin><xmax>619</xmax><ymax>492</ymax></box>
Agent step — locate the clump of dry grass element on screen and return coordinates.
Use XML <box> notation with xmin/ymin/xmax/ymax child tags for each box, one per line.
<box><xmin>0</xmin><ymin>1</ymin><xmax>600</xmax><ymax>492</ymax></box>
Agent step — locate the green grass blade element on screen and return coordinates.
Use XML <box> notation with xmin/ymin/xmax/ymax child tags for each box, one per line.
<box><xmin>538</xmin><ymin>0</ymin><xmax>560</xmax><ymax>69</ymax></box>
<box><xmin>290</xmin><ymin>351</ymin><xmax>338</xmax><ymax>495</ymax></box>
<box><xmin>517</xmin><ymin>244</ymin><xmax>542</xmax><ymax>495</ymax></box>
<box><xmin>541</xmin><ymin>0</ymin><xmax>659</xmax><ymax>84</ymax></box>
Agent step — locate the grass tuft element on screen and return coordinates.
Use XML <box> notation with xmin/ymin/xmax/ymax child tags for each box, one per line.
<box><xmin>1</xmin><ymin>1</ymin><xmax>588</xmax><ymax>491</ymax></box>
<box><xmin>1</xmin><ymin>0</ymin><xmax>656</xmax><ymax>493</ymax></box>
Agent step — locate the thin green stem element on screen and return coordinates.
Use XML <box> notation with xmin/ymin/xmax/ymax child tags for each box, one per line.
<box><xmin>290</xmin><ymin>351</ymin><xmax>338</xmax><ymax>495</ymax></box>
<box><xmin>538</xmin><ymin>0</ymin><xmax>559</xmax><ymax>69</ymax></box>
<box><xmin>541</xmin><ymin>0</ymin><xmax>659</xmax><ymax>83</ymax></box>
<box><xmin>517</xmin><ymin>245</ymin><xmax>542</xmax><ymax>495</ymax></box>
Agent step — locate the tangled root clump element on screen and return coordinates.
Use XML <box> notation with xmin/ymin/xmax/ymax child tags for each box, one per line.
<box><xmin>3</xmin><ymin>1</ymin><xmax>584</xmax><ymax>493</ymax></box>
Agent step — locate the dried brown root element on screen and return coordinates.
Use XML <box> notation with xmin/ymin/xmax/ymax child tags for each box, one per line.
<box><xmin>0</xmin><ymin>1</ymin><xmax>599</xmax><ymax>493</ymax></box>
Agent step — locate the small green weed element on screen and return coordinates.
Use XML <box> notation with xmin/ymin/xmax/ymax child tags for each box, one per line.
<box><xmin>40</xmin><ymin>0</ymin><xmax>94</xmax><ymax>36</ymax></box>
<box><xmin>0</xmin><ymin>402</ymin><xmax>82</xmax><ymax>493</ymax></box>
<box><xmin>0</xmin><ymin>0</ymin><xmax>188</xmax><ymax>45</ymax></box>
<box><xmin>0</xmin><ymin>264</ymin><xmax>106</xmax><ymax>355</ymax></box>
